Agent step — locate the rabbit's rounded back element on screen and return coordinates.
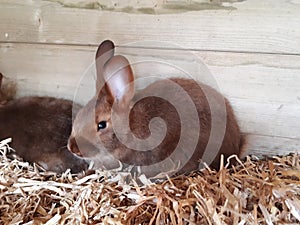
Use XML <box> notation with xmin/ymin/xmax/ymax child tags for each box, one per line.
<box><xmin>130</xmin><ymin>78</ymin><xmax>241</xmax><ymax>172</ymax></box>
<box><xmin>68</xmin><ymin>40</ymin><xmax>242</xmax><ymax>176</ymax></box>
<box><xmin>0</xmin><ymin>96</ymin><xmax>88</xmax><ymax>174</ymax></box>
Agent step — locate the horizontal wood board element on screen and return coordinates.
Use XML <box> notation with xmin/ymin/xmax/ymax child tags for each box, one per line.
<box><xmin>0</xmin><ymin>0</ymin><xmax>299</xmax><ymax>158</ymax></box>
<box><xmin>0</xmin><ymin>0</ymin><xmax>299</xmax><ymax>54</ymax></box>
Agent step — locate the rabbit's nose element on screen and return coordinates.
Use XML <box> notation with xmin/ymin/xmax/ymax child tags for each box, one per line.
<box><xmin>68</xmin><ymin>137</ymin><xmax>82</xmax><ymax>157</ymax></box>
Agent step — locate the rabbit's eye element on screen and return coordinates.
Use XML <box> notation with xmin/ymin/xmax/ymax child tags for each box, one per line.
<box><xmin>97</xmin><ymin>121</ymin><xmax>107</xmax><ymax>131</ymax></box>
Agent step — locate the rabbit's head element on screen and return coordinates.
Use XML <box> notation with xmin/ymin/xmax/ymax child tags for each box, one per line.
<box><xmin>68</xmin><ymin>40</ymin><xmax>138</xmax><ymax>169</ymax></box>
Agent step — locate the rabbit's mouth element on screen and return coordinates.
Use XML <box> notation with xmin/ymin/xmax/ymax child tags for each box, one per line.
<box><xmin>67</xmin><ymin>137</ymin><xmax>82</xmax><ymax>157</ymax></box>
<box><xmin>68</xmin><ymin>137</ymin><xmax>96</xmax><ymax>158</ymax></box>
<box><xmin>67</xmin><ymin>136</ymin><xmax>101</xmax><ymax>158</ymax></box>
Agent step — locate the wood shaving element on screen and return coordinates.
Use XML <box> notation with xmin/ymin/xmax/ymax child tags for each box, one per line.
<box><xmin>0</xmin><ymin>139</ymin><xmax>299</xmax><ymax>224</ymax></box>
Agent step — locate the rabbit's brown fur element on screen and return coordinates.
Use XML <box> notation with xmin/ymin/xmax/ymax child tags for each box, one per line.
<box><xmin>0</xmin><ymin>80</ymin><xmax>88</xmax><ymax>173</ymax></box>
<box><xmin>68</xmin><ymin>40</ymin><xmax>243</xmax><ymax>177</ymax></box>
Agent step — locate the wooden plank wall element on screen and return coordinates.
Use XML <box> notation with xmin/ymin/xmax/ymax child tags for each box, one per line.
<box><xmin>0</xmin><ymin>0</ymin><xmax>299</xmax><ymax>157</ymax></box>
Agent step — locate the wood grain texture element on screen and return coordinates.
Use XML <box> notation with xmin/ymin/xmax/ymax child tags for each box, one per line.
<box><xmin>0</xmin><ymin>0</ymin><xmax>300</xmax><ymax>54</ymax></box>
<box><xmin>0</xmin><ymin>43</ymin><xmax>299</xmax><ymax>157</ymax></box>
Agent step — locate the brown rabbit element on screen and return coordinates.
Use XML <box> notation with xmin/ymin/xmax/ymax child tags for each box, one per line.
<box><xmin>68</xmin><ymin>40</ymin><xmax>243</xmax><ymax>177</ymax></box>
<box><xmin>0</xmin><ymin>75</ymin><xmax>88</xmax><ymax>174</ymax></box>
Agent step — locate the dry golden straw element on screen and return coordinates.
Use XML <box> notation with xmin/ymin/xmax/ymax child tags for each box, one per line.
<box><xmin>0</xmin><ymin>138</ymin><xmax>299</xmax><ymax>224</ymax></box>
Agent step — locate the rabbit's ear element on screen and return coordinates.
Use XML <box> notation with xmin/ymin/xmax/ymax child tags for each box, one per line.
<box><xmin>103</xmin><ymin>55</ymin><xmax>134</xmax><ymax>109</ymax></box>
<box><xmin>95</xmin><ymin>40</ymin><xmax>115</xmax><ymax>93</ymax></box>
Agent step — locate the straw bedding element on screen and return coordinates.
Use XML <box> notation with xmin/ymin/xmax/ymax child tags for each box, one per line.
<box><xmin>0</xmin><ymin>138</ymin><xmax>299</xmax><ymax>225</ymax></box>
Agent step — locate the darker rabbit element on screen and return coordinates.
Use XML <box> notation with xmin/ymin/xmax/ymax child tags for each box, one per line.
<box><xmin>0</xmin><ymin>74</ymin><xmax>88</xmax><ymax>174</ymax></box>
